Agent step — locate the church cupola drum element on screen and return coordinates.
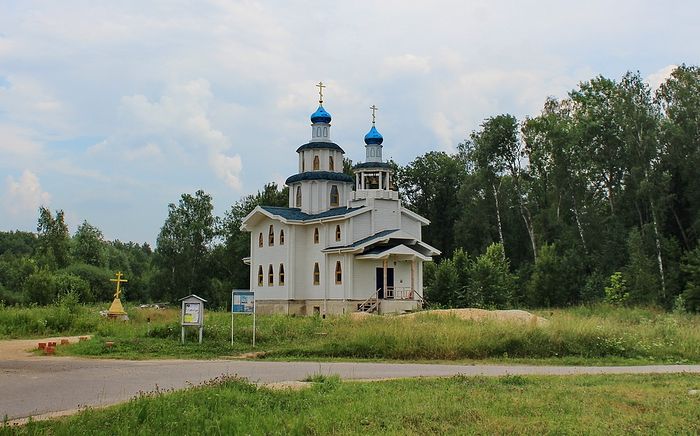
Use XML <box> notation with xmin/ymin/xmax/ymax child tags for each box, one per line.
<box><xmin>286</xmin><ymin>82</ymin><xmax>354</xmax><ymax>214</ymax></box>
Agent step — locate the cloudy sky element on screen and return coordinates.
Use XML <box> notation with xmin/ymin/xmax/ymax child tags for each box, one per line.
<box><xmin>1</xmin><ymin>0</ymin><xmax>698</xmax><ymax>244</ymax></box>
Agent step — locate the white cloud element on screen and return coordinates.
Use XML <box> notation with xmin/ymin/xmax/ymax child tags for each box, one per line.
<box><xmin>646</xmin><ymin>64</ymin><xmax>678</xmax><ymax>91</ymax></box>
<box><xmin>210</xmin><ymin>152</ymin><xmax>243</xmax><ymax>191</ymax></box>
<box><xmin>381</xmin><ymin>54</ymin><xmax>431</xmax><ymax>77</ymax></box>
<box><xmin>4</xmin><ymin>170</ymin><xmax>50</xmax><ymax>217</ymax></box>
<box><xmin>116</xmin><ymin>79</ymin><xmax>244</xmax><ymax>190</ymax></box>
<box><xmin>125</xmin><ymin>142</ymin><xmax>162</xmax><ymax>161</ymax></box>
<box><xmin>0</xmin><ymin>124</ymin><xmax>44</xmax><ymax>162</ymax></box>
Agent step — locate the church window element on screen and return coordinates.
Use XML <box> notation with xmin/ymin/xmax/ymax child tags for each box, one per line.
<box><xmin>268</xmin><ymin>225</ymin><xmax>274</xmax><ymax>246</ymax></box>
<box><xmin>268</xmin><ymin>264</ymin><xmax>274</xmax><ymax>286</ymax></box>
<box><xmin>329</xmin><ymin>156</ymin><xmax>334</xmax><ymax>171</ymax></box>
<box><xmin>335</xmin><ymin>225</ymin><xmax>341</xmax><ymax>242</ymax></box>
<box><xmin>257</xmin><ymin>266</ymin><xmax>263</xmax><ymax>286</ymax></box>
<box><xmin>317</xmin><ymin>127</ymin><xmax>321</xmax><ymax>136</ymax></box>
<box><xmin>258</xmin><ymin>233</ymin><xmax>263</xmax><ymax>248</ymax></box>
<box><xmin>279</xmin><ymin>263</ymin><xmax>285</xmax><ymax>285</ymax></box>
<box><xmin>330</xmin><ymin>185</ymin><xmax>339</xmax><ymax>207</ymax></box>
<box><xmin>313</xmin><ymin>155</ymin><xmax>320</xmax><ymax>170</ymax></box>
<box><xmin>313</xmin><ymin>262</ymin><xmax>320</xmax><ymax>285</ymax></box>
<box><xmin>335</xmin><ymin>261</ymin><xmax>342</xmax><ymax>284</ymax></box>
<box><xmin>323</xmin><ymin>127</ymin><xmax>327</xmax><ymax>137</ymax></box>
<box><xmin>313</xmin><ymin>227</ymin><xmax>319</xmax><ymax>244</ymax></box>
<box><xmin>280</xmin><ymin>229</ymin><xmax>285</xmax><ymax>245</ymax></box>
<box><xmin>296</xmin><ymin>186</ymin><xmax>302</xmax><ymax>207</ymax></box>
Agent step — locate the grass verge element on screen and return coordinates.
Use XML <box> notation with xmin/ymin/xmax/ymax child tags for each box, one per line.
<box><xmin>3</xmin><ymin>374</ymin><xmax>700</xmax><ymax>434</ymax></box>
<box><xmin>3</xmin><ymin>304</ymin><xmax>700</xmax><ymax>364</ymax></box>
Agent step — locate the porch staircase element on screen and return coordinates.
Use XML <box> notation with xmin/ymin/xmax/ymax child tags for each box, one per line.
<box><xmin>357</xmin><ymin>298</ymin><xmax>378</xmax><ymax>313</ymax></box>
<box><xmin>357</xmin><ymin>289</ymin><xmax>381</xmax><ymax>313</ymax></box>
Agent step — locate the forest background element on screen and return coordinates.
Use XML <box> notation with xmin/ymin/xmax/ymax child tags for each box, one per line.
<box><xmin>2</xmin><ymin>66</ymin><xmax>700</xmax><ymax>312</ymax></box>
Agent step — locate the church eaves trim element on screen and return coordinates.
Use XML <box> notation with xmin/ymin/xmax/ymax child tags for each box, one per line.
<box><xmin>296</xmin><ymin>142</ymin><xmax>345</xmax><ymax>153</ymax></box>
<box><xmin>285</xmin><ymin>171</ymin><xmax>354</xmax><ymax>185</ymax></box>
<box><xmin>323</xmin><ymin>229</ymin><xmax>399</xmax><ymax>252</ymax></box>
<box><xmin>353</xmin><ymin>162</ymin><xmax>394</xmax><ymax>170</ymax></box>
<box><xmin>259</xmin><ymin>205</ymin><xmax>365</xmax><ymax>222</ymax></box>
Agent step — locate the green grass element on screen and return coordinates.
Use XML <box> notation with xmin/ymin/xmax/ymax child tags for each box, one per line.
<box><xmin>3</xmin><ymin>374</ymin><xmax>700</xmax><ymax>434</ymax></box>
<box><xmin>3</xmin><ymin>304</ymin><xmax>700</xmax><ymax>364</ymax></box>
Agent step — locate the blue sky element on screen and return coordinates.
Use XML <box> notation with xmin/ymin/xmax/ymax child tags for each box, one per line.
<box><xmin>1</xmin><ymin>0</ymin><xmax>698</xmax><ymax>244</ymax></box>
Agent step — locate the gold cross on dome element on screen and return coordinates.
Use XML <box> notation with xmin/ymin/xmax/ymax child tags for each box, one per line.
<box><xmin>110</xmin><ymin>271</ymin><xmax>128</xmax><ymax>299</ymax></box>
<box><xmin>370</xmin><ymin>104</ymin><xmax>378</xmax><ymax>124</ymax></box>
<box><xmin>316</xmin><ymin>81</ymin><xmax>326</xmax><ymax>104</ymax></box>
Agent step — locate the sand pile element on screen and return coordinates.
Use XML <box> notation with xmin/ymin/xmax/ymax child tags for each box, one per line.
<box><xmin>401</xmin><ymin>308</ymin><xmax>549</xmax><ymax>326</ymax></box>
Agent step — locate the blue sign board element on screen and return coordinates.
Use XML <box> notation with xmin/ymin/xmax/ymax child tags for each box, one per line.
<box><xmin>232</xmin><ymin>291</ymin><xmax>255</xmax><ymax>314</ymax></box>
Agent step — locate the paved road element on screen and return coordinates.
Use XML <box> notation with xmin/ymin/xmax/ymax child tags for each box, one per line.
<box><xmin>2</xmin><ymin>357</ymin><xmax>700</xmax><ymax>421</ymax></box>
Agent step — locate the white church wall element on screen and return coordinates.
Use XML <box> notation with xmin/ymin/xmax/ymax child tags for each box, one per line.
<box><xmin>373</xmin><ymin>199</ymin><xmax>401</xmax><ymax>232</ymax></box>
<box><xmin>352</xmin><ymin>213</ymin><xmax>371</xmax><ymax>241</ymax></box>
<box><xmin>352</xmin><ymin>260</ymin><xmax>380</xmax><ymax>300</ymax></box>
<box><xmin>326</xmin><ymin>253</ymin><xmax>346</xmax><ymax>299</ymax></box>
<box><xmin>251</xmin><ymin>219</ymin><xmax>289</xmax><ymax>300</ymax></box>
<box><xmin>400</xmin><ymin>213</ymin><xmax>422</xmax><ymax>238</ymax></box>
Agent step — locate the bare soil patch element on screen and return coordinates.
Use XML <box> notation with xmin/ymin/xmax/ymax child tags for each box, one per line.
<box><xmin>401</xmin><ymin>308</ymin><xmax>549</xmax><ymax>326</ymax></box>
<box><xmin>0</xmin><ymin>335</ymin><xmax>91</xmax><ymax>360</ymax></box>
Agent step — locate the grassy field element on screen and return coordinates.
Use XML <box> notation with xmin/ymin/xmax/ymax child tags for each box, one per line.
<box><xmin>2</xmin><ymin>303</ymin><xmax>700</xmax><ymax>363</ymax></box>
<box><xmin>3</xmin><ymin>373</ymin><xmax>700</xmax><ymax>434</ymax></box>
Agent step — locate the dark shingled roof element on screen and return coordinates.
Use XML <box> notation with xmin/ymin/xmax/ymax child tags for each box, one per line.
<box><xmin>353</xmin><ymin>162</ymin><xmax>394</xmax><ymax>170</ymax></box>
<box><xmin>296</xmin><ymin>142</ymin><xmax>345</xmax><ymax>153</ymax></box>
<box><xmin>325</xmin><ymin>229</ymin><xmax>399</xmax><ymax>250</ymax></box>
<box><xmin>286</xmin><ymin>171</ymin><xmax>354</xmax><ymax>185</ymax></box>
<box><xmin>260</xmin><ymin>205</ymin><xmax>364</xmax><ymax>221</ymax></box>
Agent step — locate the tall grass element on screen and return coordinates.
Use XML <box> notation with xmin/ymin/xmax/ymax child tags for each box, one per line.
<box><xmin>2</xmin><ymin>303</ymin><xmax>699</xmax><ymax>362</ymax></box>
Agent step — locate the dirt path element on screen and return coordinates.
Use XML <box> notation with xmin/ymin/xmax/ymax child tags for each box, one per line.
<box><xmin>0</xmin><ymin>336</ymin><xmax>90</xmax><ymax>360</ymax></box>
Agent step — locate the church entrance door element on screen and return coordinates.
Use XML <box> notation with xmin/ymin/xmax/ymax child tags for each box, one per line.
<box><xmin>375</xmin><ymin>267</ymin><xmax>394</xmax><ymax>299</ymax></box>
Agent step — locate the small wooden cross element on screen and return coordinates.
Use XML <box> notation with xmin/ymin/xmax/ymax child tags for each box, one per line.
<box><xmin>370</xmin><ymin>104</ymin><xmax>378</xmax><ymax>124</ymax></box>
<box><xmin>316</xmin><ymin>81</ymin><xmax>326</xmax><ymax>104</ymax></box>
<box><xmin>110</xmin><ymin>271</ymin><xmax>128</xmax><ymax>299</ymax></box>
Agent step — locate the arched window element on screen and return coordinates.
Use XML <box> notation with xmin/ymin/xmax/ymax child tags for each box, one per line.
<box><xmin>296</xmin><ymin>186</ymin><xmax>302</xmax><ymax>207</ymax></box>
<box><xmin>335</xmin><ymin>261</ymin><xmax>342</xmax><ymax>284</ymax></box>
<box><xmin>268</xmin><ymin>225</ymin><xmax>274</xmax><ymax>246</ymax></box>
<box><xmin>313</xmin><ymin>155</ymin><xmax>320</xmax><ymax>170</ymax></box>
<box><xmin>258</xmin><ymin>233</ymin><xmax>263</xmax><ymax>248</ymax></box>
<box><xmin>280</xmin><ymin>229</ymin><xmax>285</xmax><ymax>245</ymax></box>
<box><xmin>279</xmin><ymin>263</ymin><xmax>285</xmax><ymax>285</ymax></box>
<box><xmin>302</xmin><ymin>157</ymin><xmax>305</xmax><ymax>172</ymax></box>
<box><xmin>323</xmin><ymin>127</ymin><xmax>328</xmax><ymax>137</ymax></box>
<box><xmin>257</xmin><ymin>265</ymin><xmax>263</xmax><ymax>286</ymax></box>
<box><xmin>335</xmin><ymin>225</ymin><xmax>341</xmax><ymax>242</ymax></box>
<box><xmin>329</xmin><ymin>156</ymin><xmax>334</xmax><ymax>171</ymax></box>
<box><xmin>313</xmin><ymin>262</ymin><xmax>320</xmax><ymax>285</ymax></box>
<box><xmin>317</xmin><ymin>127</ymin><xmax>321</xmax><ymax>136</ymax></box>
<box><xmin>313</xmin><ymin>227</ymin><xmax>319</xmax><ymax>244</ymax></box>
<box><xmin>330</xmin><ymin>185</ymin><xmax>339</xmax><ymax>207</ymax></box>
<box><xmin>268</xmin><ymin>264</ymin><xmax>274</xmax><ymax>286</ymax></box>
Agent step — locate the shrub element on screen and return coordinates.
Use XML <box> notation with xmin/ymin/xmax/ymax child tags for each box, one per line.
<box><xmin>604</xmin><ymin>272</ymin><xmax>629</xmax><ymax>306</ymax></box>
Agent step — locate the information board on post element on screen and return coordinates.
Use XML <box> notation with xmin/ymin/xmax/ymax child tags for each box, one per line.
<box><xmin>183</xmin><ymin>302</ymin><xmax>201</xmax><ymax>324</ymax></box>
<box><xmin>231</xmin><ymin>290</ymin><xmax>256</xmax><ymax>346</ymax></box>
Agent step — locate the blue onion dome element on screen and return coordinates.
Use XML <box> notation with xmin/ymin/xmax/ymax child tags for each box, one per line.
<box><xmin>364</xmin><ymin>125</ymin><xmax>384</xmax><ymax>145</ymax></box>
<box><xmin>310</xmin><ymin>105</ymin><xmax>332</xmax><ymax>124</ymax></box>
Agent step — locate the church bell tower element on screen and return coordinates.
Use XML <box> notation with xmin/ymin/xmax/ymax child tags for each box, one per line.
<box><xmin>353</xmin><ymin>105</ymin><xmax>398</xmax><ymax>200</ymax></box>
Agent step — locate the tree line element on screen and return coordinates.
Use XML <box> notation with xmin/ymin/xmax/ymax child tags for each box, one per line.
<box><xmin>1</xmin><ymin>65</ymin><xmax>699</xmax><ymax>311</ymax></box>
<box><xmin>402</xmin><ymin>65</ymin><xmax>700</xmax><ymax>312</ymax></box>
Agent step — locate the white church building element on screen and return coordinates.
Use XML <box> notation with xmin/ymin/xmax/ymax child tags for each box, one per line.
<box><xmin>241</xmin><ymin>86</ymin><xmax>440</xmax><ymax>315</ymax></box>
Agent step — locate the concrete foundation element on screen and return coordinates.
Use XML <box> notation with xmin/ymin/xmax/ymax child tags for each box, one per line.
<box><xmin>255</xmin><ymin>299</ymin><xmax>420</xmax><ymax>316</ymax></box>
